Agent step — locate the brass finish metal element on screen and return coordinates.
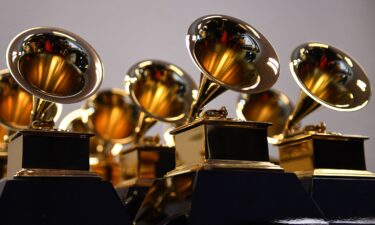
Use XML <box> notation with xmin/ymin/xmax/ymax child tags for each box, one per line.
<box><xmin>186</xmin><ymin>15</ymin><xmax>280</xmax><ymax>120</ymax></box>
<box><xmin>0</xmin><ymin>125</ymin><xmax>9</xmax><ymax>177</ymax></box>
<box><xmin>15</xmin><ymin>168</ymin><xmax>99</xmax><ymax>178</ymax></box>
<box><xmin>285</xmin><ymin>42</ymin><xmax>371</xmax><ymax>131</ymax></box>
<box><xmin>0</xmin><ymin>125</ymin><xmax>9</xmax><ymax>151</ymax></box>
<box><xmin>312</xmin><ymin>169</ymin><xmax>375</xmax><ymax>178</ymax></box>
<box><xmin>6</xmin><ymin>27</ymin><xmax>103</xmax><ymax>129</ymax></box>
<box><xmin>84</xmin><ymin>88</ymin><xmax>139</xmax><ymax>144</ymax></box>
<box><xmin>275</xmin><ymin>42</ymin><xmax>373</xmax><ymax>179</ymax></box>
<box><xmin>237</xmin><ymin>89</ymin><xmax>295</xmax><ymax>139</ymax></box>
<box><xmin>278</xmin><ymin>132</ymin><xmax>373</xmax><ymax>177</ymax></box>
<box><xmin>0</xmin><ymin>69</ymin><xmax>62</xmax><ymax>130</ymax></box>
<box><xmin>125</xmin><ymin>60</ymin><xmax>196</xmax><ymax>143</ymax></box>
<box><xmin>120</xmin><ymin>144</ymin><xmax>176</xmax><ymax>182</ymax></box>
<box><xmin>0</xmin><ymin>69</ymin><xmax>33</xmax><ymax>129</ymax></box>
<box><xmin>0</xmin><ymin>69</ymin><xmax>60</xmax><ymax>178</ymax></box>
<box><xmin>171</xmin><ymin>117</ymin><xmax>282</xmax><ymax>172</ymax></box>
<box><xmin>167</xmin><ymin>159</ymin><xmax>283</xmax><ymax>177</ymax></box>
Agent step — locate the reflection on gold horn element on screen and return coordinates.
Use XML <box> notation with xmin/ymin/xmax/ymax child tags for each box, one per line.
<box><xmin>6</xmin><ymin>27</ymin><xmax>103</xmax><ymax>129</ymax></box>
<box><xmin>84</xmin><ymin>88</ymin><xmax>139</xmax><ymax>144</ymax></box>
<box><xmin>0</xmin><ymin>69</ymin><xmax>61</xmax><ymax>130</ymax></box>
<box><xmin>237</xmin><ymin>89</ymin><xmax>295</xmax><ymax>139</ymax></box>
<box><xmin>285</xmin><ymin>42</ymin><xmax>371</xmax><ymax>132</ymax></box>
<box><xmin>186</xmin><ymin>15</ymin><xmax>280</xmax><ymax>121</ymax></box>
<box><xmin>125</xmin><ymin>60</ymin><xmax>196</xmax><ymax>143</ymax></box>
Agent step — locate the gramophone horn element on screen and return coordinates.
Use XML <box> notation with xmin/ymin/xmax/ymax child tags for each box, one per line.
<box><xmin>0</xmin><ymin>69</ymin><xmax>62</xmax><ymax>130</ymax></box>
<box><xmin>285</xmin><ymin>42</ymin><xmax>371</xmax><ymax>131</ymax></box>
<box><xmin>6</xmin><ymin>27</ymin><xmax>103</xmax><ymax>128</ymax></box>
<box><xmin>237</xmin><ymin>89</ymin><xmax>295</xmax><ymax>139</ymax></box>
<box><xmin>84</xmin><ymin>88</ymin><xmax>139</xmax><ymax>144</ymax></box>
<box><xmin>125</xmin><ymin>60</ymin><xmax>196</xmax><ymax>142</ymax></box>
<box><xmin>186</xmin><ymin>15</ymin><xmax>280</xmax><ymax>120</ymax></box>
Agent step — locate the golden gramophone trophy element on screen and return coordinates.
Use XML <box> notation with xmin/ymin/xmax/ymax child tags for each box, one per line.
<box><xmin>0</xmin><ymin>27</ymin><xmax>132</xmax><ymax>224</ymax></box>
<box><xmin>134</xmin><ymin>15</ymin><xmax>326</xmax><ymax>225</ymax></box>
<box><xmin>117</xmin><ymin>59</ymin><xmax>196</xmax><ymax>219</ymax></box>
<box><xmin>0</xmin><ymin>69</ymin><xmax>61</xmax><ymax>178</ymax></box>
<box><xmin>60</xmin><ymin>88</ymin><xmax>139</xmax><ymax>184</ymax></box>
<box><xmin>274</xmin><ymin>42</ymin><xmax>374</xmax><ymax>223</ymax></box>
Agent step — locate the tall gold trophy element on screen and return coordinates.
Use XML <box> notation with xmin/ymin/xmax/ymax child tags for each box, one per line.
<box><xmin>134</xmin><ymin>15</ymin><xmax>326</xmax><ymax>225</ymax></box>
<box><xmin>279</xmin><ymin>42</ymin><xmax>374</xmax><ymax>222</ymax></box>
<box><xmin>239</xmin><ymin>43</ymin><xmax>374</xmax><ymax>223</ymax></box>
<box><xmin>0</xmin><ymin>27</ymin><xmax>132</xmax><ymax>224</ymax></box>
<box><xmin>118</xmin><ymin>60</ymin><xmax>196</xmax><ymax>219</ymax></box>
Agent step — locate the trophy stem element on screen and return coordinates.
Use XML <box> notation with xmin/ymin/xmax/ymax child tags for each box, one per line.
<box><xmin>134</xmin><ymin>111</ymin><xmax>157</xmax><ymax>144</ymax></box>
<box><xmin>188</xmin><ymin>74</ymin><xmax>226</xmax><ymax>121</ymax></box>
<box><xmin>284</xmin><ymin>91</ymin><xmax>321</xmax><ymax>132</ymax></box>
<box><xmin>31</xmin><ymin>96</ymin><xmax>55</xmax><ymax>129</ymax></box>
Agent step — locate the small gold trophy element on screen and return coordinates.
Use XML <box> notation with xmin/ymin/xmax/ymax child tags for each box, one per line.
<box><xmin>0</xmin><ymin>69</ymin><xmax>61</xmax><ymax>178</ymax></box>
<box><xmin>118</xmin><ymin>60</ymin><xmax>196</xmax><ymax>219</ymax></box>
<box><xmin>59</xmin><ymin>88</ymin><xmax>139</xmax><ymax>184</ymax></box>
<box><xmin>0</xmin><ymin>27</ymin><xmax>132</xmax><ymax>224</ymax></box>
<box><xmin>134</xmin><ymin>15</ymin><xmax>326</xmax><ymax>225</ymax></box>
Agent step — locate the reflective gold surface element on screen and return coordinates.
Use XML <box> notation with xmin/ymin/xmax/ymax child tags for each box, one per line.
<box><xmin>0</xmin><ymin>124</ymin><xmax>9</xmax><ymax>178</ymax></box>
<box><xmin>0</xmin><ymin>69</ymin><xmax>61</xmax><ymax>129</ymax></box>
<box><xmin>19</xmin><ymin>53</ymin><xmax>84</xmax><ymax>96</ymax></box>
<box><xmin>126</xmin><ymin>60</ymin><xmax>196</xmax><ymax>123</ymax></box>
<box><xmin>278</xmin><ymin>132</ymin><xmax>372</xmax><ymax>178</ymax></box>
<box><xmin>139</xmin><ymin>151</ymin><xmax>160</xmax><ymax>179</ymax></box>
<box><xmin>188</xmin><ymin>15</ymin><xmax>279</xmax><ymax>92</ymax></box>
<box><xmin>197</xmin><ymin>44</ymin><xmax>259</xmax><ymax>88</ymax></box>
<box><xmin>0</xmin><ymin>70</ymin><xmax>32</xmax><ymax>129</ymax></box>
<box><xmin>6</xmin><ymin>27</ymin><xmax>103</xmax><ymax>130</ymax></box>
<box><xmin>7</xmin><ymin>27</ymin><xmax>103</xmax><ymax>104</ymax></box>
<box><xmin>0</xmin><ymin>125</ymin><xmax>8</xmax><ymax>150</ymax></box>
<box><xmin>237</xmin><ymin>89</ymin><xmax>294</xmax><ymax>138</ymax></box>
<box><xmin>286</xmin><ymin>42</ymin><xmax>371</xmax><ymax>130</ymax></box>
<box><xmin>186</xmin><ymin>15</ymin><xmax>280</xmax><ymax>120</ymax></box>
<box><xmin>85</xmin><ymin>89</ymin><xmax>139</xmax><ymax>144</ymax></box>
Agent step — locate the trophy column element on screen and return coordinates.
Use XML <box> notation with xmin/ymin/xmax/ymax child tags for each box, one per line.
<box><xmin>134</xmin><ymin>15</ymin><xmax>326</xmax><ymax>225</ymax></box>
<box><xmin>273</xmin><ymin>43</ymin><xmax>374</xmax><ymax>223</ymax></box>
<box><xmin>0</xmin><ymin>27</ymin><xmax>132</xmax><ymax>224</ymax></box>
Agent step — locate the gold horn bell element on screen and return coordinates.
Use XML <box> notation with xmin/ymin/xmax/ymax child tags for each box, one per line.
<box><xmin>237</xmin><ymin>89</ymin><xmax>295</xmax><ymax>141</ymax></box>
<box><xmin>6</xmin><ymin>27</ymin><xmax>103</xmax><ymax>128</ymax></box>
<box><xmin>186</xmin><ymin>15</ymin><xmax>280</xmax><ymax>121</ymax></box>
<box><xmin>84</xmin><ymin>88</ymin><xmax>139</xmax><ymax>145</ymax></box>
<box><xmin>285</xmin><ymin>42</ymin><xmax>371</xmax><ymax>132</ymax></box>
<box><xmin>125</xmin><ymin>60</ymin><xmax>196</xmax><ymax>143</ymax></box>
<box><xmin>0</xmin><ymin>68</ymin><xmax>62</xmax><ymax>132</ymax></box>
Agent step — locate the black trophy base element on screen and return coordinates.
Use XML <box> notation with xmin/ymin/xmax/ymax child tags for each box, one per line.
<box><xmin>134</xmin><ymin>169</ymin><xmax>327</xmax><ymax>225</ymax></box>
<box><xmin>0</xmin><ymin>178</ymin><xmax>132</xmax><ymax>225</ymax></box>
<box><xmin>311</xmin><ymin>176</ymin><xmax>375</xmax><ymax>224</ymax></box>
<box><xmin>116</xmin><ymin>184</ymin><xmax>150</xmax><ymax>220</ymax></box>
